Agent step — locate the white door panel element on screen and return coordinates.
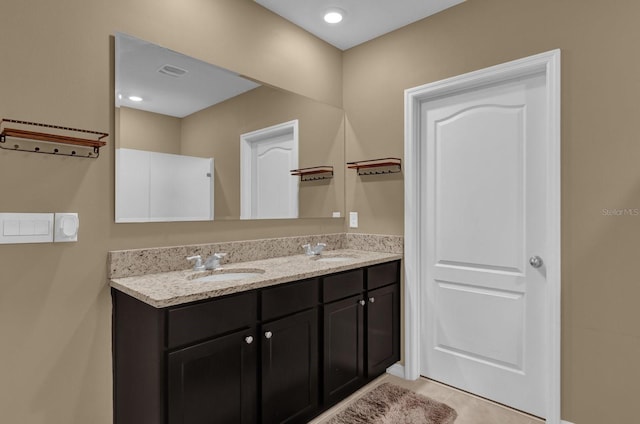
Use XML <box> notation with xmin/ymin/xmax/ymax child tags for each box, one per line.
<box><xmin>434</xmin><ymin>280</ymin><xmax>525</xmax><ymax>371</ymax></box>
<box><xmin>254</xmin><ymin>137</ymin><xmax>296</xmax><ymax>218</ymax></box>
<box><xmin>421</xmin><ymin>72</ymin><xmax>548</xmax><ymax>417</ymax></box>
<box><xmin>435</xmin><ymin>104</ymin><xmax>525</xmax><ymax>273</ymax></box>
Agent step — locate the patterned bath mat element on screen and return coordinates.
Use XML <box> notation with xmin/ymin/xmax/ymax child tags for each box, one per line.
<box><xmin>327</xmin><ymin>382</ymin><xmax>457</xmax><ymax>424</ymax></box>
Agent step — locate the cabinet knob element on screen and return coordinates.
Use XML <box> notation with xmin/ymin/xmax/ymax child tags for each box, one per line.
<box><xmin>359</xmin><ymin>299</ymin><xmax>366</xmax><ymax>306</ymax></box>
<box><xmin>265</xmin><ymin>331</ymin><xmax>273</xmax><ymax>339</ymax></box>
<box><xmin>245</xmin><ymin>336</ymin><xmax>254</xmax><ymax>344</ymax></box>
<box><xmin>369</xmin><ymin>297</ymin><xmax>375</xmax><ymax>303</ymax></box>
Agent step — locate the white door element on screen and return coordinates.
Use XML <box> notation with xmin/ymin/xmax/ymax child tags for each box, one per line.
<box><xmin>240</xmin><ymin>120</ymin><xmax>298</xmax><ymax>219</ymax></box>
<box><xmin>420</xmin><ymin>72</ymin><xmax>549</xmax><ymax>417</ymax></box>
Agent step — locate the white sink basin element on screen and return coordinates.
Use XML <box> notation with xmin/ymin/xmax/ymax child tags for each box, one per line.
<box><xmin>189</xmin><ymin>270</ymin><xmax>264</xmax><ymax>283</ymax></box>
<box><xmin>314</xmin><ymin>256</ymin><xmax>353</xmax><ymax>263</ymax></box>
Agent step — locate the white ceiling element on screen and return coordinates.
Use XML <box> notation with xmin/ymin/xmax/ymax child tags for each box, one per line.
<box><xmin>115</xmin><ymin>33</ymin><xmax>260</xmax><ymax>118</ymax></box>
<box><xmin>255</xmin><ymin>0</ymin><xmax>466</xmax><ymax>50</ymax></box>
<box><xmin>115</xmin><ymin>2</ymin><xmax>466</xmax><ymax>117</ymax></box>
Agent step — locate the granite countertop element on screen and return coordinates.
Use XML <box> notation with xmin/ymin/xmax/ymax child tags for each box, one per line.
<box><xmin>110</xmin><ymin>249</ymin><xmax>402</xmax><ymax>308</ymax></box>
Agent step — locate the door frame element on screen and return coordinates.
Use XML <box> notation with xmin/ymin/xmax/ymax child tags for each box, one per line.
<box><xmin>403</xmin><ymin>50</ymin><xmax>561</xmax><ymax>423</ymax></box>
<box><xmin>240</xmin><ymin>119</ymin><xmax>299</xmax><ymax>219</ymax></box>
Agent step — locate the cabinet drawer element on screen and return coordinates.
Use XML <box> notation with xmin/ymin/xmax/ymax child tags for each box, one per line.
<box><xmin>261</xmin><ymin>278</ymin><xmax>319</xmax><ymax>321</ymax></box>
<box><xmin>323</xmin><ymin>269</ymin><xmax>364</xmax><ymax>302</ymax></box>
<box><xmin>167</xmin><ymin>291</ymin><xmax>257</xmax><ymax>349</ymax></box>
<box><xmin>366</xmin><ymin>261</ymin><xmax>399</xmax><ymax>290</ymax></box>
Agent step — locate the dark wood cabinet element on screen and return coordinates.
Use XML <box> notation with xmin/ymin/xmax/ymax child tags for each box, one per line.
<box><xmin>261</xmin><ymin>309</ymin><xmax>318</xmax><ymax>424</ymax></box>
<box><xmin>168</xmin><ymin>329</ymin><xmax>257</xmax><ymax>424</ymax></box>
<box><xmin>113</xmin><ymin>260</ymin><xmax>400</xmax><ymax>424</ymax></box>
<box><xmin>366</xmin><ymin>283</ymin><xmax>400</xmax><ymax>377</ymax></box>
<box><xmin>113</xmin><ymin>290</ymin><xmax>165</xmax><ymax>424</ymax></box>
<box><xmin>322</xmin><ymin>294</ymin><xmax>365</xmax><ymax>406</ymax></box>
<box><xmin>112</xmin><ymin>290</ymin><xmax>257</xmax><ymax>424</ymax></box>
<box><xmin>322</xmin><ymin>261</ymin><xmax>401</xmax><ymax>407</ymax></box>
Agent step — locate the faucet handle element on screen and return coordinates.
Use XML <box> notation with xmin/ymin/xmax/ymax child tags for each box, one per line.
<box><xmin>302</xmin><ymin>244</ymin><xmax>312</xmax><ymax>255</ymax></box>
<box><xmin>313</xmin><ymin>243</ymin><xmax>326</xmax><ymax>255</ymax></box>
<box><xmin>186</xmin><ymin>255</ymin><xmax>205</xmax><ymax>271</ymax></box>
<box><xmin>205</xmin><ymin>252</ymin><xmax>227</xmax><ymax>270</ymax></box>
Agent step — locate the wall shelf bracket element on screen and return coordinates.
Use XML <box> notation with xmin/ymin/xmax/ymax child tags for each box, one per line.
<box><xmin>347</xmin><ymin>158</ymin><xmax>402</xmax><ymax>175</ymax></box>
<box><xmin>0</xmin><ymin>118</ymin><xmax>108</xmax><ymax>158</ymax></box>
<box><xmin>290</xmin><ymin>166</ymin><xmax>334</xmax><ymax>181</ymax></box>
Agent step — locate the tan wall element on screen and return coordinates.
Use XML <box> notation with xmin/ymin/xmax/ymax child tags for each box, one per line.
<box><xmin>117</xmin><ymin>107</ymin><xmax>181</xmax><ymax>153</ymax></box>
<box><xmin>0</xmin><ymin>1</ymin><xmax>342</xmax><ymax>423</ymax></box>
<box><xmin>181</xmin><ymin>85</ymin><xmax>345</xmax><ymax>219</ymax></box>
<box><xmin>343</xmin><ymin>1</ymin><xmax>640</xmax><ymax>423</ymax></box>
<box><xmin>4</xmin><ymin>0</ymin><xmax>636</xmax><ymax>422</ymax></box>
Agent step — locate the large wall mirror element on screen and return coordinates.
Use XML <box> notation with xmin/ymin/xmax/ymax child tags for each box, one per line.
<box><xmin>114</xmin><ymin>33</ymin><xmax>344</xmax><ymax>222</ymax></box>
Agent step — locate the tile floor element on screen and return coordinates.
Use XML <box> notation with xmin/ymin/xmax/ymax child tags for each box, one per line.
<box><xmin>309</xmin><ymin>374</ymin><xmax>544</xmax><ymax>424</ymax></box>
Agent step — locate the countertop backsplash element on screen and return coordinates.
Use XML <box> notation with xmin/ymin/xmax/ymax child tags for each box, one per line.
<box><xmin>108</xmin><ymin>233</ymin><xmax>403</xmax><ymax>279</ymax></box>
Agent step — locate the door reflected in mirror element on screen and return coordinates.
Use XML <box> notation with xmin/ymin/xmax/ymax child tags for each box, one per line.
<box><xmin>114</xmin><ymin>33</ymin><xmax>344</xmax><ymax>223</ymax></box>
<box><xmin>240</xmin><ymin>120</ymin><xmax>299</xmax><ymax>220</ymax></box>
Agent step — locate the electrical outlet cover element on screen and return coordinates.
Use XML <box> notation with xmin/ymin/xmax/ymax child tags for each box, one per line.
<box><xmin>54</xmin><ymin>213</ymin><xmax>79</xmax><ymax>242</ymax></box>
<box><xmin>349</xmin><ymin>211</ymin><xmax>358</xmax><ymax>228</ymax></box>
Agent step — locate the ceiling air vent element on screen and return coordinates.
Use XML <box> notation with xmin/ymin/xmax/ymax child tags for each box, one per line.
<box><xmin>157</xmin><ymin>64</ymin><xmax>188</xmax><ymax>77</ymax></box>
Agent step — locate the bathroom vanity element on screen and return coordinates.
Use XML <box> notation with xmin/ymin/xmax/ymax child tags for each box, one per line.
<box><xmin>111</xmin><ymin>250</ymin><xmax>401</xmax><ymax>424</ymax></box>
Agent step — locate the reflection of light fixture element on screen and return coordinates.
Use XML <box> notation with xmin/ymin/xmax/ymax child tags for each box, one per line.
<box><xmin>158</xmin><ymin>64</ymin><xmax>188</xmax><ymax>78</ymax></box>
<box><xmin>324</xmin><ymin>8</ymin><xmax>344</xmax><ymax>24</ymax></box>
<box><xmin>128</xmin><ymin>95</ymin><xmax>143</xmax><ymax>102</ymax></box>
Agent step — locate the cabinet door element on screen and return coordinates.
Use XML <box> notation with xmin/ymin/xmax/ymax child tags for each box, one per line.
<box><xmin>366</xmin><ymin>283</ymin><xmax>400</xmax><ymax>377</ymax></box>
<box><xmin>167</xmin><ymin>329</ymin><xmax>257</xmax><ymax>424</ymax></box>
<box><xmin>323</xmin><ymin>294</ymin><xmax>365</xmax><ymax>407</ymax></box>
<box><xmin>261</xmin><ymin>308</ymin><xmax>318</xmax><ymax>424</ymax></box>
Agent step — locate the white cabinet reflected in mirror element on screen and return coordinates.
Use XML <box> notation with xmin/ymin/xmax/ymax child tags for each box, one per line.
<box><xmin>114</xmin><ymin>33</ymin><xmax>344</xmax><ymax>223</ymax></box>
<box><xmin>116</xmin><ymin>149</ymin><xmax>214</xmax><ymax>222</ymax></box>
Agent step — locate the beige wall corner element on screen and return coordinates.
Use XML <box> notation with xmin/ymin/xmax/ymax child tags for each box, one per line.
<box><xmin>343</xmin><ymin>1</ymin><xmax>640</xmax><ymax>422</ymax></box>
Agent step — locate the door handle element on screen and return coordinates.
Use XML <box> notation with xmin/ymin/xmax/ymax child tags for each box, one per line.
<box><xmin>359</xmin><ymin>299</ymin><xmax>366</xmax><ymax>306</ymax></box>
<box><xmin>529</xmin><ymin>255</ymin><xmax>543</xmax><ymax>268</ymax></box>
<box><xmin>265</xmin><ymin>331</ymin><xmax>273</xmax><ymax>339</ymax></box>
<box><xmin>245</xmin><ymin>336</ymin><xmax>254</xmax><ymax>344</ymax></box>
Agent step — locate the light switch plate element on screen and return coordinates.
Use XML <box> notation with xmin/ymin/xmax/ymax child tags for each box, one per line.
<box><xmin>0</xmin><ymin>213</ymin><xmax>54</xmax><ymax>244</ymax></box>
<box><xmin>54</xmin><ymin>213</ymin><xmax>79</xmax><ymax>242</ymax></box>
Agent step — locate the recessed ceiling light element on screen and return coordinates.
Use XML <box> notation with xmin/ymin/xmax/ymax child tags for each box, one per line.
<box><xmin>324</xmin><ymin>8</ymin><xmax>344</xmax><ymax>24</ymax></box>
<box><xmin>128</xmin><ymin>95</ymin><xmax>143</xmax><ymax>102</ymax></box>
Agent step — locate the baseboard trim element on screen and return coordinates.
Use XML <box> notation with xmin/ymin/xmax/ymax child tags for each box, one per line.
<box><xmin>386</xmin><ymin>363</ymin><xmax>406</xmax><ymax>379</ymax></box>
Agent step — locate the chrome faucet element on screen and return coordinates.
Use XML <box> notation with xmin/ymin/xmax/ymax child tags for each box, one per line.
<box><xmin>205</xmin><ymin>252</ymin><xmax>227</xmax><ymax>270</ymax></box>
<box><xmin>302</xmin><ymin>243</ymin><xmax>326</xmax><ymax>256</ymax></box>
<box><xmin>186</xmin><ymin>255</ymin><xmax>206</xmax><ymax>271</ymax></box>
